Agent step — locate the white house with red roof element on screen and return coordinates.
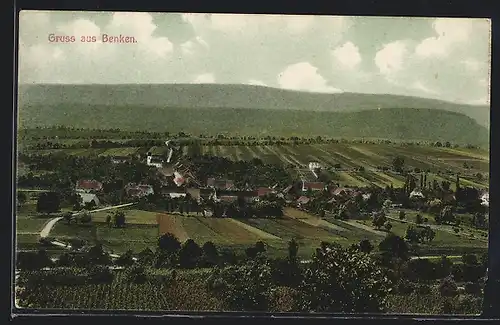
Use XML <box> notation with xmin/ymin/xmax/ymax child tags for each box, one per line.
<box><xmin>301</xmin><ymin>181</ymin><xmax>325</xmax><ymax>192</ymax></box>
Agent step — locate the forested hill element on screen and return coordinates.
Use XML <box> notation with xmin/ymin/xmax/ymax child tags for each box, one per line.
<box><xmin>17</xmin><ymin>83</ymin><xmax>490</xmax><ymax>128</ymax></box>
<box><xmin>18</xmin><ymin>104</ymin><xmax>489</xmax><ymax>146</ymax></box>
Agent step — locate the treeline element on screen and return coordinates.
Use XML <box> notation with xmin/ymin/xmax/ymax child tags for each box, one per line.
<box><xmin>19</xmin><ymin>127</ymin><xmax>483</xmax><ymax>150</ymax></box>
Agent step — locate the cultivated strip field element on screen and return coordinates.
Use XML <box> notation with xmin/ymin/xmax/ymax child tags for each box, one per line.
<box><xmin>227</xmin><ymin>218</ymin><xmax>281</xmax><ymax>240</ymax></box>
<box><xmin>93</xmin><ymin>209</ymin><xmax>158</xmax><ymax>225</ymax></box>
<box><xmin>284</xmin><ymin>207</ymin><xmax>347</xmax><ymax>232</ymax></box>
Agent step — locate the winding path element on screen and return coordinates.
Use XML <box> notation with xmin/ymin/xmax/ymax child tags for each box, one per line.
<box><xmin>39</xmin><ymin>202</ymin><xmax>136</xmax><ymax>239</ymax></box>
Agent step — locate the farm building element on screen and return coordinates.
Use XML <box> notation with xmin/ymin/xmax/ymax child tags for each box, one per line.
<box><xmin>296</xmin><ymin>196</ymin><xmax>311</xmax><ymax>208</ymax></box>
<box><xmin>125</xmin><ymin>183</ymin><xmax>154</xmax><ymax>198</ymax></box>
<box><xmin>75</xmin><ymin>179</ymin><xmax>103</xmax><ymax>193</ymax></box>
<box><xmin>146</xmin><ymin>152</ymin><xmax>164</xmax><ymax>168</ymax></box>
<box><xmin>77</xmin><ymin>192</ymin><xmax>100</xmax><ymax>207</ymax></box>
<box><xmin>302</xmin><ymin>181</ymin><xmax>325</xmax><ymax>192</ymax></box>
<box><xmin>409</xmin><ymin>189</ymin><xmax>425</xmax><ymax>199</ymax></box>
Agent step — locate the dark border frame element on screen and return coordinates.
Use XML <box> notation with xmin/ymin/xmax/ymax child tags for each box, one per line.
<box><xmin>9</xmin><ymin>0</ymin><xmax>500</xmax><ymax>321</ymax></box>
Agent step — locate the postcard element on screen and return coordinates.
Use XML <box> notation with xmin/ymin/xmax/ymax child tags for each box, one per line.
<box><xmin>14</xmin><ymin>11</ymin><xmax>491</xmax><ymax>315</ymax></box>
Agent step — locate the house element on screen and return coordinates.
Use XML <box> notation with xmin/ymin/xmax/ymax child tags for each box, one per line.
<box><xmin>186</xmin><ymin>188</ymin><xmax>201</xmax><ymax>202</ymax></box>
<box><xmin>77</xmin><ymin>192</ymin><xmax>100</xmax><ymax>207</ymax></box>
<box><xmin>480</xmin><ymin>191</ymin><xmax>489</xmax><ymax>207</ymax></box>
<box><xmin>297</xmin><ymin>196</ymin><xmax>311</xmax><ymax>208</ymax></box>
<box><xmin>146</xmin><ymin>152</ymin><xmax>164</xmax><ymax>168</ymax></box>
<box><xmin>125</xmin><ymin>183</ymin><xmax>154</xmax><ymax>198</ymax></box>
<box><xmin>75</xmin><ymin>179</ymin><xmax>103</xmax><ymax>193</ymax></box>
<box><xmin>169</xmin><ymin>192</ymin><xmax>187</xmax><ymax>199</ymax></box>
<box><xmin>331</xmin><ymin>187</ymin><xmax>354</xmax><ymax>198</ymax></box>
<box><xmin>409</xmin><ymin>189</ymin><xmax>425</xmax><ymax>199</ymax></box>
<box><xmin>173</xmin><ymin>171</ymin><xmax>185</xmax><ymax>187</ymax></box>
<box><xmin>308</xmin><ymin>162</ymin><xmax>322</xmax><ymax>178</ymax></box>
<box><xmin>219</xmin><ymin>195</ymin><xmax>239</xmax><ymax>203</ymax></box>
<box><xmin>302</xmin><ymin>181</ymin><xmax>325</xmax><ymax>192</ymax></box>
<box><xmin>257</xmin><ymin>187</ymin><xmax>275</xmax><ymax>198</ymax></box>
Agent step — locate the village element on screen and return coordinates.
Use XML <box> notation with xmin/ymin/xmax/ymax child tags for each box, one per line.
<box><xmin>69</xmin><ymin>141</ymin><xmax>489</xmax><ymax>227</ymax></box>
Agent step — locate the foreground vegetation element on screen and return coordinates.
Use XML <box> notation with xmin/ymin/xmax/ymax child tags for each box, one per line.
<box><xmin>16</xmin><ymin>235</ymin><xmax>486</xmax><ymax>314</ymax></box>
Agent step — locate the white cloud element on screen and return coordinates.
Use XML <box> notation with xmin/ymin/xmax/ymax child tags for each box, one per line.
<box><xmin>415</xmin><ymin>18</ymin><xmax>473</xmax><ymax>58</ymax></box>
<box><xmin>193</xmin><ymin>73</ymin><xmax>215</xmax><ymax>83</ymax></box>
<box><xmin>180</xmin><ymin>36</ymin><xmax>209</xmax><ymax>56</ymax></box>
<box><xmin>375</xmin><ymin>41</ymin><xmax>408</xmax><ymax>77</ymax></box>
<box><xmin>332</xmin><ymin>41</ymin><xmax>362</xmax><ymax>69</ymax></box>
<box><xmin>277</xmin><ymin>62</ymin><xmax>342</xmax><ymax>93</ymax></box>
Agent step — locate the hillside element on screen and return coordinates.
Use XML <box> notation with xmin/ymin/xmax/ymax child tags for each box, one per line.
<box><xmin>18</xmin><ymin>104</ymin><xmax>489</xmax><ymax>146</ymax></box>
<box><xmin>17</xmin><ymin>84</ymin><xmax>490</xmax><ymax>128</ymax></box>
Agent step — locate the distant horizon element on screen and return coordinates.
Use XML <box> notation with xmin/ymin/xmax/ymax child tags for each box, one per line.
<box><xmin>17</xmin><ymin>82</ymin><xmax>490</xmax><ymax>107</ymax></box>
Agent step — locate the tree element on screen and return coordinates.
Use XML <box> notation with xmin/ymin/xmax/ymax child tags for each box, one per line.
<box><xmin>405</xmin><ymin>225</ymin><xmax>420</xmax><ymax>243</ymax></box>
<box><xmin>201</xmin><ymin>241</ymin><xmax>219</xmax><ymax>266</ymax></box>
<box><xmin>17</xmin><ymin>191</ymin><xmax>27</xmax><ymax>207</ymax></box>
<box><xmin>383</xmin><ymin>222</ymin><xmax>393</xmax><ymax>232</ymax></box>
<box><xmin>78</xmin><ymin>211</ymin><xmax>92</xmax><ymax>224</ymax></box>
<box><xmin>63</xmin><ymin>211</ymin><xmax>73</xmax><ymax>224</ymax></box>
<box><xmin>105</xmin><ymin>212</ymin><xmax>112</xmax><ymax>227</ymax></box>
<box><xmin>207</xmin><ymin>257</ymin><xmax>273</xmax><ymax>311</ymax></box>
<box><xmin>255</xmin><ymin>241</ymin><xmax>266</xmax><ymax>255</ymax></box>
<box><xmin>288</xmin><ymin>238</ymin><xmax>299</xmax><ymax>261</ymax></box>
<box><xmin>299</xmin><ymin>244</ymin><xmax>392</xmax><ymax>312</ymax></box>
<box><xmin>436</xmin><ymin>205</ymin><xmax>455</xmax><ymax>224</ymax></box>
<box><xmin>415</xmin><ymin>214</ymin><xmax>423</xmax><ymax>224</ymax></box>
<box><xmin>113</xmin><ymin>210</ymin><xmax>126</xmax><ymax>227</ymax></box>
<box><xmin>115</xmin><ymin>249</ymin><xmax>135</xmax><ymax>267</ymax></box>
<box><xmin>179</xmin><ymin>239</ymin><xmax>202</xmax><ymax>268</ymax></box>
<box><xmin>359</xmin><ymin>239</ymin><xmax>374</xmax><ymax>254</ymax></box>
<box><xmin>86</xmin><ymin>243</ymin><xmax>112</xmax><ymax>265</ymax></box>
<box><xmin>439</xmin><ymin>276</ymin><xmax>458</xmax><ymax>297</ymax></box>
<box><xmin>36</xmin><ymin>192</ymin><xmax>60</xmax><ymax>214</ymax></box>
<box><xmin>392</xmin><ymin>156</ymin><xmax>405</xmax><ymax>173</ymax></box>
<box><xmin>157</xmin><ymin>233</ymin><xmax>181</xmax><ymax>255</ymax></box>
<box><xmin>372</xmin><ymin>211</ymin><xmax>387</xmax><ymax>230</ymax></box>
<box><xmin>378</xmin><ymin>234</ymin><xmax>409</xmax><ymax>260</ymax></box>
<box><xmin>398</xmin><ymin>210</ymin><xmax>406</xmax><ymax>220</ymax></box>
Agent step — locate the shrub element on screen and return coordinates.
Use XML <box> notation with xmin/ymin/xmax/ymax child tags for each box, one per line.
<box><xmin>88</xmin><ymin>265</ymin><xmax>114</xmax><ymax>283</ymax></box>
<box><xmin>439</xmin><ymin>276</ymin><xmax>458</xmax><ymax>297</ymax></box>
<box><xmin>299</xmin><ymin>244</ymin><xmax>393</xmax><ymax>313</ymax></box>
<box><xmin>206</xmin><ymin>257</ymin><xmax>273</xmax><ymax>311</ymax></box>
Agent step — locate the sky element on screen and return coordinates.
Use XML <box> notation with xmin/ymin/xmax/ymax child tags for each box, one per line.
<box><xmin>17</xmin><ymin>11</ymin><xmax>491</xmax><ymax>105</ymax></box>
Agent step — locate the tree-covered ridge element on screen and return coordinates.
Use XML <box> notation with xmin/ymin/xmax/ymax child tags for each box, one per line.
<box><xmin>18</xmin><ymin>83</ymin><xmax>490</xmax><ymax>128</ymax></box>
<box><xmin>18</xmin><ymin>105</ymin><xmax>489</xmax><ymax>146</ymax></box>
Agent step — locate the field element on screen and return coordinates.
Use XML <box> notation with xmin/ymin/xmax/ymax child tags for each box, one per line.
<box><xmin>24</xmin><ymin>141</ymin><xmax>487</xmax><ymax>189</ymax></box>
<box><xmin>22</xmin><ymin>142</ymin><xmax>489</xmax><ymax>189</ymax></box>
